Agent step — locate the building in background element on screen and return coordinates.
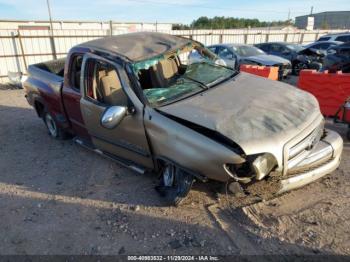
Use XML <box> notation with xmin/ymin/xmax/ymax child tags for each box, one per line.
<box><xmin>295</xmin><ymin>11</ymin><xmax>350</xmax><ymax>30</ymax></box>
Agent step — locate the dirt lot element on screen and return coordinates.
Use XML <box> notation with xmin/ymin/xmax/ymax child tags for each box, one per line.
<box><xmin>0</xmin><ymin>88</ymin><xmax>349</xmax><ymax>256</ymax></box>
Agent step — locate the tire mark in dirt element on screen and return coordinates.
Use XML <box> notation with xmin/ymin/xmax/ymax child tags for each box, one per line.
<box><xmin>206</xmin><ymin>203</ymin><xmax>265</xmax><ymax>255</ymax></box>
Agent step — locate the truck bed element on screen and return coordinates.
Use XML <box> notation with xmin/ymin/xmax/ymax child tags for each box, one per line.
<box><xmin>28</xmin><ymin>58</ymin><xmax>66</xmax><ymax>84</ymax></box>
<box><xmin>23</xmin><ymin>58</ymin><xmax>67</xmax><ymax>119</ymax></box>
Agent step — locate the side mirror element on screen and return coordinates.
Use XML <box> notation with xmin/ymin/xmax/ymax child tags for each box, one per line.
<box><xmin>101</xmin><ymin>106</ymin><xmax>127</xmax><ymax>129</ymax></box>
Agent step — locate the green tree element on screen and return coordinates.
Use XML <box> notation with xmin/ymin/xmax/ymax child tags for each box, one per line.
<box><xmin>177</xmin><ymin>16</ymin><xmax>291</xmax><ymax>30</ymax></box>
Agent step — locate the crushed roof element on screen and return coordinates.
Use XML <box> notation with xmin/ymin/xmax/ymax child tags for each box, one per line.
<box><xmin>78</xmin><ymin>32</ymin><xmax>192</xmax><ymax>62</ymax></box>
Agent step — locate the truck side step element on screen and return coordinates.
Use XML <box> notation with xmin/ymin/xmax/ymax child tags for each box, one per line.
<box><xmin>73</xmin><ymin>137</ymin><xmax>146</xmax><ymax>175</ymax></box>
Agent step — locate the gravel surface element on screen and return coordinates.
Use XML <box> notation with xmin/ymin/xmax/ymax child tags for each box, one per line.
<box><xmin>0</xmin><ymin>89</ymin><xmax>349</xmax><ymax>255</ymax></box>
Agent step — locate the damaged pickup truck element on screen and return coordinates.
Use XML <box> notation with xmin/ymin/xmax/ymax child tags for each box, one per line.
<box><xmin>23</xmin><ymin>32</ymin><xmax>343</xmax><ymax>205</ymax></box>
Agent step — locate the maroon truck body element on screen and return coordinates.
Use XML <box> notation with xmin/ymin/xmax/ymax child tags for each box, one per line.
<box><xmin>24</xmin><ymin>46</ymin><xmax>91</xmax><ymax>140</ymax></box>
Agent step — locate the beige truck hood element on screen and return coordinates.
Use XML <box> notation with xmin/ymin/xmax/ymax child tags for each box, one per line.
<box><xmin>158</xmin><ymin>72</ymin><xmax>321</xmax><ymax>156</ymax></box>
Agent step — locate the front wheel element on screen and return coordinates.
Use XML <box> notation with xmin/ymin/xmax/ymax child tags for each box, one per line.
<box><xmin>293</xmin><ymin>62</ymin><xmax>308</xmax><ymax>75</ymax></box>
<box><xmin>155</xmin><ymin>163</ymin><xmax>194</xmax><ymax>206</ymax></box>
<box><xmin>43</xmin><ymin>111</ymin><xmax>69</xmax><ymax>139</ymax></box>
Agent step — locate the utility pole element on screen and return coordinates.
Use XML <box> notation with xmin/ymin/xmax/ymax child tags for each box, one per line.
<box><xmin>46</xmin><ymin>0</ymin><xmax>57</xmax><ymax>59</ymax></box>
<box><xmin>310</xmin><ymin>6</ymin><xmax>314</xmax><ymax>15</ymax></box>
<box><xmin>287</xmin><ymin>8</ymin><xmax>291</xmax><ymax>21</ymax></box>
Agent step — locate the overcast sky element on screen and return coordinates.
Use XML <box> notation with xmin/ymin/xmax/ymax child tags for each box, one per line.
<box><xmin>0</xmin><ymin>0</ymin><xmax>348</xmax><ymax>23</ymax></box>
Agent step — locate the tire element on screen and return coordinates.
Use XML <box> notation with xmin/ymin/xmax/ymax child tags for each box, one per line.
<box><xmin>43</xmin><ymin>111</ymin><xmax>69</xmax><ymax>139</ymax></box>
<box><xmin>155</xmin><ymin>163</ymin><xmax>194</xmax><ymax>206</ymax></box>
<box><xmin>293</xmin><ymin>62</ymin><xmax>308</xmax><ymax>76</ymax></box>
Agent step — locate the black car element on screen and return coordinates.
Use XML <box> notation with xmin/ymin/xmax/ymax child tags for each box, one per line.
<box><xmin>254</xmin><ymin>42</ymin><xmax>303</xmax><ymax>63</ymax></box>
<box><xmin>292</xmin><ymin>48</ymin><xmax>325</xmax><ymax>75</ymax></box>
<box><xmin>323</xmin><ymin>42</ymin><xmax>350</xmax><ymax>73</ymax></box>
<box><xmin>303</xmin><ymin>41</ymin><xmax>342</xmax><ymax>53</ymax></box>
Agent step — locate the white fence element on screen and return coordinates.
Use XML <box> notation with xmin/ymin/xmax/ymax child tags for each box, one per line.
<box><xmin>0</xmin><ymin>27</ymin><xmax>348</xmax><ymax>84</ymax></box>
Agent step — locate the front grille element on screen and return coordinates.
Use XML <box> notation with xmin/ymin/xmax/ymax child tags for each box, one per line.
<box><xmin>287</xmin><ymin>122</ymin><xmax>324</xmax><ymax>171</ymax></box>
<box><xmin>286</xmin><ymin>158</ymin><xmax>333</xmax><ymax>177</ymax></box>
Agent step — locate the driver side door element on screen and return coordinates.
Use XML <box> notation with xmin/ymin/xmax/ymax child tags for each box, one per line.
<box><xmin>79</xmin><ymin>54</ymin><xmax>154</xmax><ymax>169</ymax></box>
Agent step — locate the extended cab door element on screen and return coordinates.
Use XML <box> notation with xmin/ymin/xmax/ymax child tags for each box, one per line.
<box><xmin>79</xmin><ymin>54</ymin><xmax>154</xmax><ymax>169</ymax></box>
<box><xmin>62</xmin><ymin>53</ymin><xmax>91</xmax><ymax>141</ymax></box>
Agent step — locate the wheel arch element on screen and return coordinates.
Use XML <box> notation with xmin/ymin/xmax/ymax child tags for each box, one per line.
<box><xmin>154</xmin><ymin>155</ymin><xmax>208</xmax><ymax>182</ymax></box>
<box><xmin>33</xmin><ymin>98</ymin><xmax>46</xmax><ymax>118</ymax></box>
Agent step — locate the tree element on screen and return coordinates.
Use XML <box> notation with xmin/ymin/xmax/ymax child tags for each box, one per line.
<box><xmin>174</xmin><ymin>16</ymin><xmax>292</xmax><ymax>30</ymax></box>
<box><xmin>172</xmin><ymin>23</ymin><xmax>190</xmax><ymax>30</ymax></box>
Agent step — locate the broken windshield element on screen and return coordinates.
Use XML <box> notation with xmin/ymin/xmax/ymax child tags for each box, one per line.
<box><xmin>133</xmin><ymin>44</ymin><xmax>235</xmax><ymax>107</ymax></box>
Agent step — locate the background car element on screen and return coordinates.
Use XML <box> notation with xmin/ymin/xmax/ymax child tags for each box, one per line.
<box><xmin>303</xmin><ymin>41</ymin><xmax>342</xmax><ymax>54</ymax></box>
<box><xmin>317</xmin><ymin>32</ymin><xmax>350</xmax><ymax>43</ymax></box>
<box><xmin>322</xmin><ymin>42</ymin><xmax>350</xmax><ymax>73</ymax></box>
<box><xmin>208</xmin><ymin>43</ymin><xmax>291</xmax><ymax>79</ymax></box>
<box><xmin>254</xmin><ymin>42</ymin><xmax>303</xmax><ymax>63</ymax></box>
<box><xmin>255</xmin><ymin>42</ymin><xmax>333</xmax><ymax>75</ymax></box>
<box><xmin>292</xmin><ymin>47</ymin><xmax>325</xmax><ymax>75</ymax></box>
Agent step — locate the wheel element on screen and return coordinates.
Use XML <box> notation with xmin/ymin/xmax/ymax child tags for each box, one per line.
<box><xmin>155</xmin><ymin>163</ymin><xmax>194</xmax><ymax>206</ymax></box>
<box><xmin>43</xmin><ymin>111</ymin><xmax>68</xmax><ymax>139</ymax></box>
<box><xmin>293</xmin><ymin>62</ymin><xmax>308</xmax><ymax>76</ymax></box>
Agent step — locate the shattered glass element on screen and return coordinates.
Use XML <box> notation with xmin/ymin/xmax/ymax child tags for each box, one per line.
<box><xmin>135</xmin><ymin>44</ymin><xmax>234</xmax><ymax>107</ymax></box>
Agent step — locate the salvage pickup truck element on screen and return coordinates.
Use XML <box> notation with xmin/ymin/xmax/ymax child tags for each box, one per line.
<box><xmin>23</xmin><ymin>32</ymin><xmax>343</xmax><ymax>205</ymax></box>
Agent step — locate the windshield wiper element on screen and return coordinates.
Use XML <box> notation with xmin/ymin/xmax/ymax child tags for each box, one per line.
<box><xmin>181</xmin><ymin>75</ymin><xmax>209</xmax><ymax>90</ymax></box>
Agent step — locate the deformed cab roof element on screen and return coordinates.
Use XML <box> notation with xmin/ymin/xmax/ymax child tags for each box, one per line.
<box><xmin>77</xmin><ymin>32</ymin><xmax>192</xmax><ymax>62</ymax></box>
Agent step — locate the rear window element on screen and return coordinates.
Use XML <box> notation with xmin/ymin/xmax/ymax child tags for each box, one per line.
<box><xmin>318</xmin><ymin>37</ymin><xmax>330</xmax><ymax>41</ymax></box>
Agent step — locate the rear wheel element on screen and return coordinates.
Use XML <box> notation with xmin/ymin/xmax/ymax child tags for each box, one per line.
<box><xmin>43</xmin><ymin>111</ymin><xmax>68</xmax><ymax>139</ymax></box>
<box><xmin>155</xmin><ymin>163</ymin><xmax>194</xmax><ymax>206</ymax></box>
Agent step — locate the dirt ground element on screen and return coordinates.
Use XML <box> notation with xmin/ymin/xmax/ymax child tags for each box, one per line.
<box><xmin>0</xmin><ymin>88</ymin><xmax>349</xmax><ymax>256</ymax></box>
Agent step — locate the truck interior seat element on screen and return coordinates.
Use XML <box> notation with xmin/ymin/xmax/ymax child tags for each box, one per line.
<box><xmin>149</xmin><ymin>58</ymin><xmax>179</xmax><ymax>88</ymax></box>
<box><xmin>99</xmin><ymin>69</ymin><xmax>127</xmax><ymax>106</ymax></box>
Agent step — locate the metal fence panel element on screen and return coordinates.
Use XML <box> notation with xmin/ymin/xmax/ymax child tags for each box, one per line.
<box><xmin>0</xmin><ymin>27</ymin><xmax>348</xmax><ymax>83</ymax></box>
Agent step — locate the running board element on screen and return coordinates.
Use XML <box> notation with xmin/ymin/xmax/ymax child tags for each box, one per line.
<box><xmin>73</xmin><ymin>137</ymin><xmax>146</xmax><ymax>175</ymax></box>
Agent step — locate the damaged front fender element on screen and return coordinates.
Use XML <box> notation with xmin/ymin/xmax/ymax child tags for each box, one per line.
<box><xmin>144</xmin><ymin>108</ymin><xmax>246</xmax><ymax>182</ymax></box>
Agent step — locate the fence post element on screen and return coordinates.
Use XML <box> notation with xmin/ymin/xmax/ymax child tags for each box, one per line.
<box><xmin>109</xmin><ymin>20</ymin><xmax>113</xmax><ymax>36</ymax></box>
<box><xmin>300</xmin><ymin>32</ymin><xmax>305</xmax><ymax>44</ymax></box>
<box><xmin>284</xmin><ymin>33</ymin><xmax>288</xmax><ymax>42</ymax></box>
<box><xmin>265</xmin><ymin>33</ymin><xmax>269</xmax><ymax>42</ymax></box>
<box><xmin>219</xmin><ymin>34</ymin><xmax>223</xmax><ymax>44</ymax></box>
<box><xmin>315</xmin><ymin>30</ymin><xmax>320</xmax><ymax>41</ymax></box>
<box><xmin>17</xmin><ymin>30</ymin><xmax>28</xmax><ymax>72</ymax></box>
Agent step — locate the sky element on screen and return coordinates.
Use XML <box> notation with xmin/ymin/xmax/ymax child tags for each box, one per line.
<box><xmin>0</xmin><ymin>0</ymin><xmax>349</xmax><ymax>24</ymax></box>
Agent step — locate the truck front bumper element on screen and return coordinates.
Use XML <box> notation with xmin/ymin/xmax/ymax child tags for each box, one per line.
<box><xmin>278</xmin><ymin>129</ymin><xmax>343</xmax><ymax>193</ymax></box>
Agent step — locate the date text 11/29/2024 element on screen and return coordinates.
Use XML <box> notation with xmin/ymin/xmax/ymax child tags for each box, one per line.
<box><xmin>127</xmin><ymin>255</ymin><xmax>220</xmax><ymax>261</ymax></box>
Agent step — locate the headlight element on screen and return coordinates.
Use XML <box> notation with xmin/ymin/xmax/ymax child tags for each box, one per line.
<box><xmin>252</xmin><ymin>153</ymin><xmax>277</xmax><ymax>180</ymax></box>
